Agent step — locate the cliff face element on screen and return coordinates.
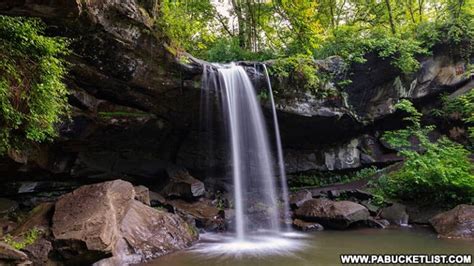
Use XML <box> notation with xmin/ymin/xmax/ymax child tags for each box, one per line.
<box><xmin>0</xmin><ymin>0</ymin><xmax>472</xmax><ymax>198</ymax></box>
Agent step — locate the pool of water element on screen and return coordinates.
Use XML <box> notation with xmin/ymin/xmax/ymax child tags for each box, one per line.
<box><xmin>144</xmin><ymin>227</ymin><xmax>474</xmax><ymax>266</ymax></box>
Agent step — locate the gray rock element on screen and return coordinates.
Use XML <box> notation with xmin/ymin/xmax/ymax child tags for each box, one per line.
<box><xmin>430</xmin><ymin>204</ymin><xmax>474</xmax><ymax>239</ymax></box>
<box><xmin>289</xmin><ymin>190</ymin><xmax>312</xmax><ymax>209</ymax></box>
<box><xmin>295</xmin><ymin>198</ymin><xmax>370</xmax><ymax>229</ymax></box>
<box><xmin>380</xmin><ymin>203</ymin><xmax>409</xmax><ymax>226</ymax></box>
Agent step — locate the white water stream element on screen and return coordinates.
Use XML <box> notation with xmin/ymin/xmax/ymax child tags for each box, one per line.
<box><xmin>200</xmin><ymin>62</ymin><xmax>296</xmax><ymax>254</ymax></box>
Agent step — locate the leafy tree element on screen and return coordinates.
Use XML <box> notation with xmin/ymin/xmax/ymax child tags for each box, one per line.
<box><xmin>0</xmin><ymin>16</ymin><xmax>69</xmax><ymax>155</ymax></box>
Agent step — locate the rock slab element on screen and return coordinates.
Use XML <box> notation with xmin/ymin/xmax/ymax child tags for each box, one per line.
<box><xmin>295</xmin><ymin>198</ymin><xmax>369</xmax><ymax>229</ymax></box>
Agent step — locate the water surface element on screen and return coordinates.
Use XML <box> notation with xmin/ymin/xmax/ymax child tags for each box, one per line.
<box><xmin>145</xmin><ymin>228</ymin><xmax>474</xmax><ymax>266</ymax></box>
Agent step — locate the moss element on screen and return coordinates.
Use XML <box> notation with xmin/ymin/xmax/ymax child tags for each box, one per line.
<box><xmin>185</xmin><ymin>222</ymin><xmax>198</xmax><ymax>238</ymax></box>
<box><xmin>3</xmin><ymin>227</ymin><xmax>41</xmax><ymax>250</ymax></box>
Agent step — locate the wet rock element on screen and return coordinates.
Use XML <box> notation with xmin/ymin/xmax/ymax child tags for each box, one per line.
<box><xmin>134</xmin><ymin>185</ymin><xmax>151</xmax><ymax>206</ymax></box>
<box><xmin>168</xmin><ymin>199</ymin><xmax>221</xmax><ymax>231</ymax></box>
<box><xmin>23</xmin><ymin>238</ymin><xmax>52</xmax><ymax>265</ymax></box>
<box><xmin>162</xmin><ymin>167</ymin><xmax>205</xmax><ymax>199</ymax></box>
<box><xmin>0</xmin><ymin>198</ymin><xmax>18</xmax><ymax>215</ymax></box>
<box><xmin>289</xmin><ymin>190</ymin><xmax>312</xmax><ymax>209</ymax></box>
<box><xmin>430</xmin><ymin>204</ymin><xmax>474</xmax><ymax>239</ymax></box>
<box><xmin>380</xmin><ymin>203</ymin><xmax>409</xmax><ymax>226</ymax></box>
<box><xmin>51</xmin><ymin>180</ymin><xmax>198</xmax><ymax>264</ymax></box>
<box><xmin>360</xmin><ymin>200</ymin><xmax>380</xmax><ymax>215</ymax></box>
<box><xmin>295</xmin><ymin>199</ymin><xmax>369</xmax><ymax>229</ymax></box>
<box><xmin>293</xmin><ymin>219</ymin><xmax>324</xmax><ymax>232</ymax></box>
<box><xmin>366</xmin><ymin>217</ymin><xmax>390</xmax><ymax>229</ymax></box>
<box><xmin>0</xmin><ymin>242</ymin><xmax>30</xmax><ymax>265</ymax></box>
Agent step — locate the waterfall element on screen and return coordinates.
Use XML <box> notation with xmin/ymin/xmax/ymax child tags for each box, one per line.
<box><xmin>202</xmin><ymin>63</ymin><xmax>281</xmax><ymax>239</ymax></box>
<box><xmin>262</xmin><ymin>64</ymin><xmax>291</xmax><ymax>230</ymax></box>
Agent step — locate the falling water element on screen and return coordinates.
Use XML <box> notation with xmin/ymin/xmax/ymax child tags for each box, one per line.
<box><xmin>262</xmin><ymin>64</ymin><xmax>291</xmax><ymax>230</ymax></box>
<box><xmin>202</xmin><ymin>63</ymin><xmax>281</xmax><ymax>239</ymax></box>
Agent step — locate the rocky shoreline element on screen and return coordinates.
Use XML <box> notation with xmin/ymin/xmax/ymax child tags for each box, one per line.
<box><xmin>0</xmin><ymin>176</ymin><xmax>472</xmax><ymax>265</ymax></box>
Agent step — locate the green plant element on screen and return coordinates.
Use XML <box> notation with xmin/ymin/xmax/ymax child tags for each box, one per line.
<box><xmin>435</xmin><ymin>90</ymin><xmax>474</xmax><ymax>140</ymax></box>
<box><xmin>269</xmin><ymin>54</ymin><xmax>338</xmax><ymax>98</ymax></box>
<box><xmin>0</xmin><ymin>16</ymin><xmax>70</xmax><ymax>155</ymax></box>
<box><xmin>316</xmin><ymin>26</ymin><xmax>428</xmax><ymax>74</ymax></box>
<box><xmin>214</xmin><ymin>191</ymin><xmax>226</xmax><ymax>211</ymax></box>
<box><xmin>375</xmin><ymin>100</ymin><xmax>474</xmax><ymax>207</ymax></box>
<box><xmin>3</xmin><ymin>228</ymin><xmax>41</xmax><ymax>250</ymax></box>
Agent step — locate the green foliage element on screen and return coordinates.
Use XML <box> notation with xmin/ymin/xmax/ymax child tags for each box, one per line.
<box><xmin>156</xmin><ymin>0</ymin><xmax>217</xmax><ymax>58</ymax></box>
<box><xmin>376</xmin><ymin>100</ymin><xmax>474</xmax><ymax>207</ymax></box>
<box><xmin>289</xmin><ymin>166</ymin><xmax>378</xmax><ymax>189</ymax></box>
<box><xmin>268</xmin><ymin>54</ymin><xmax>339</xmax><ymax>98</ymax></box>
<box><xmin>435</xmin><ymin>90</ymin><xmax>474</xmax><ymax>140</ymax></box>
<box><xmin>415</xmin><ymin>12</ymin><xmax>473</xmax><ymax>60</ymax></box>
<box><xmin>0</xmin><ymin>16</ymin><xmax>69</xmax><ymax>155</ymax></box>
<box><xmin>316</xmin><ymin>26</ymin><xmax>428</xmax><ymax>73</ymax></box>
<box><xmin>3</xmin><ymin>228</ymin><xmax>41</xmax><ymax>250</ymax></box>
<box><xmin>205</xmin><ymin>37</ymin><xmax>274</xmax><ymax>62</ymax></box>
<box><xmin>214</xmin><ymin>191</ymin><xmax>226</xmax><ymax>211</ymax></box>
<box><xmin>269</xmin><ymin>54</ymin><xmax>329</xmax><ymax>96</ymax></box>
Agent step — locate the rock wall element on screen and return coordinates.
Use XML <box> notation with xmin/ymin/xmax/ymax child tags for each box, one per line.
<box><xmin>0</xmin><ymin>0</ymin><xmax>472</xmax><ymax>198</ymax></box>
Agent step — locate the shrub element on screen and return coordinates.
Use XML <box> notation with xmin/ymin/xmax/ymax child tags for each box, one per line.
<box><xmin>269</xmin><ymin>54</ymin><xmax>338</xmax><ymax>98</ymax></box>
<box><xmin>205</xmin><ymin>37</ymin><xmax>274</xmax><ymax>62</ymax></box>
<box><xmin>0</xmin><ymin>16</ymin><xmax>69</xmax><ymax>155</ymax></box>
<box><xmin>436</xmin><ymin>90</ymin><xmax>474</xmax><ymax>141</ymax></box>
<box><xmin>374</xmin><ymin>100</ymin><xmax>474</xmax><ymax>207</ymax></box>
<box><xmin>316</xmin><ymin>26</ymin><xmax>428</xmax><ymax>74</ymax></box>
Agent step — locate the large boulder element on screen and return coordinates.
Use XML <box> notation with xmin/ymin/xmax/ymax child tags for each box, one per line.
<box><xmin>379</xmin><ymin>203</ymin><xmax>409</xmax><ymax>226</ymax></box>
<box><xmin>430</xmin><ymin>204</ymin><xmax>474</xmax><ymax>239</ymax></box>
<box><xmin>52</xmin><ymin>180</ymin><xmax>198</xmax><ymax>264</ymax></box>
<box><xmin>295</xmin><ymin>198</ymin><xmax>370</xmax><ymax>229</ymax></box>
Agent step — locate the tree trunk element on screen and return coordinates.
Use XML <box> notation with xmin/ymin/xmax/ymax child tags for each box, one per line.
<box><xmin>385</xmin><ymin>0</ymin><xmax>396</xmax><ymax>34</ymax></box>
